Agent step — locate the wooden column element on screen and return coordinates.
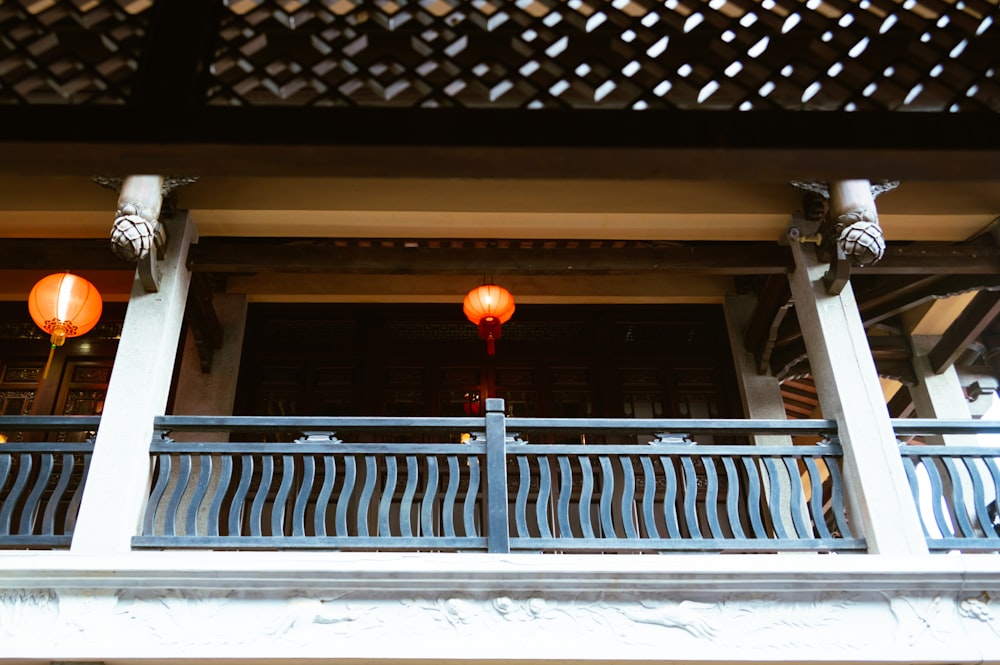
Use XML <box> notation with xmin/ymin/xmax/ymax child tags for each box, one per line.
<box><xmin>787</xmin><ymin>241</ymin><xmax>927</xmax><ymax>554</ymax></box>
<box><xmin>70</xmin><ymin>212</ymin><xmax>197</xmax><ymax>554</ymax></box>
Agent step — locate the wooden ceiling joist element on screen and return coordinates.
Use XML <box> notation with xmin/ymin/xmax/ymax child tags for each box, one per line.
<box><xmin>929</xmin><ymin>290</ymin><xmax>1000</xmax><ymax>374</ymax></box>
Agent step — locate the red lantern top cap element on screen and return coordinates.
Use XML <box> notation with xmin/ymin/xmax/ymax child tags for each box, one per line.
<box><xmin>463</xmin><ymin>284</ymin><xmax>515</xmax><ymax>325</ymax></box>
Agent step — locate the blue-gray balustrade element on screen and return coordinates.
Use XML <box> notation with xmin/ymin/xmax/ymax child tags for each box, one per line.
<box><xmin>0</xmin><ymin>416</ymin><xmax>99</xmax><ymax>549</ymax></box>
<box><xmin>895</xmin><ymin>419</ymin><xmax>1000</xmax><ymax>552</ymax></box>
<box><xmin>133</xmin><ymin>400</ymin><xmax>867</xmax><ymax>552</ymax></box>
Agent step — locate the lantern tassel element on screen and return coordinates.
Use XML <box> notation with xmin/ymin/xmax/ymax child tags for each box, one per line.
<box><xmin>41</xmin><ymin>344</ymin><xmax>55</xmax><ymax>381</ymax></box>
<box><xmin>487</xmin><ymin>337</ymin><xmax>495</xmax><ymax>355</ymax></box>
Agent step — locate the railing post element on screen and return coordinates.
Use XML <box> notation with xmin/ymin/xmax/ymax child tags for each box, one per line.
<box><xmin>484</xmin><ymin>398</ymin><xmax>510</xmax><ymax>553</ymax></box>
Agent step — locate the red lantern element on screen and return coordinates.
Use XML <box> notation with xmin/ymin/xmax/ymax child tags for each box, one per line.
<box><xmin>28</xmin><ymin>272</ymin><xmax>103</xmax><ymax>378</ymax></box>
<box><xmin>463</xmin><ymin>283</ymin><xmax>515</xmax><ymax>355</ymax></box>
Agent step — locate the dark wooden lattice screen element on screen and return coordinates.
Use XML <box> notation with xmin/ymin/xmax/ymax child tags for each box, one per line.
<box><xmin>209</xmin><ymin>0</ymin><xmax>999</xmax><ymax>110</ymax></box>
<box><xmin>0</xmin><ymin>0</ymin><xmax>153</xmax><ymax>104</ymax></box>
<box><xmin>1</xmin><ymin>0</ymin><xmax>996</xmax><ymax>111</ymax></box>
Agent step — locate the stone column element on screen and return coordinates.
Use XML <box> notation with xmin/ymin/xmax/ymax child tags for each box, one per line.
<box><xmin>172</xmin><ymin>293</ymin><xmax>249</xmax><ymax>422</ymax></box>
<box><xmin>909</xmin><ymin>335</ymin><xmax>972</xmax><ymax>445</ymax></box>
<box><xmin>787</xmin><ymin>241</ymin><xmax>927</xmax><ymax>554</ymax></box>
<box><xmin>724</xmin><ymin>294</ymin><xmax>801</xmax><ymax>535</ymax></box>
<box><xmin>70</xmin><ymin>212</ymin><xmax>197</xmax><ymax>554</ymax></box>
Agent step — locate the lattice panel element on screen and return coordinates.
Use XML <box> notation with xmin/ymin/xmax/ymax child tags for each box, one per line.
<box><xmin>0</xmin><ymin>0</ymin><xmax>153</xmax><ymax>104</ymax></box>
<box><xmin>208</xmin><ymin>0</ymin><xmax>999</xmax><ymax>110</ymax></box>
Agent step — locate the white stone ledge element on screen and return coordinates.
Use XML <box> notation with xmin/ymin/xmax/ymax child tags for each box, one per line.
<box><xmin>0</xmin><ymin>551</ymin><xmax>998</xmax><ymax>592</ymax></box>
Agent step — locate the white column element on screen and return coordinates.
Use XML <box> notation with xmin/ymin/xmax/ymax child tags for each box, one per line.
<box><xmin>787</xmin><ymin>241</ymin><xmax>927</xmax><ymax>554</ymax></box>
<box><xmin>909</xmin><ymin>335</ymin><xmax>972</xmax><ymax>445</ymax></box>
<box><xmin>71</xmin><ymin>212</ymin><xmax>197</xmax><ymax>553</ymax></box>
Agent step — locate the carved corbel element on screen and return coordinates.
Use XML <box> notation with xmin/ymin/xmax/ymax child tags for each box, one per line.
<box><xmin>790</xmin><ymin>179</ymin><xmax>898</xmax><ymax>294</ymax></box>
<box><xmin>94</xmin><ymin>175</ymin><xmax>198</xmax><ymax>292</ymax></box>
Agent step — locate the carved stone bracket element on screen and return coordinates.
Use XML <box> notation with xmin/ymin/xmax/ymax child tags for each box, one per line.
<box><xmin>790</xmin><ymin>179</ymin><xmax>899</xmax><ymax>294</ymax></box>
<box><xmin>93</xmin><ymin>174</ymin><xmax>198</xmax><ymax>292</ymax></box>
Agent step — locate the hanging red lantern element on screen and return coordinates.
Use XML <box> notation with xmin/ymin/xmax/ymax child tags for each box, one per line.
<box><xmin>463</xmin><ymin>283</ymin><xmax>515</xmax><ymax>355</ymax></box>
<box><xmin>28</xmin><ymin>272</ymin><xmax>103</xmax><ymax>378</ymax></box>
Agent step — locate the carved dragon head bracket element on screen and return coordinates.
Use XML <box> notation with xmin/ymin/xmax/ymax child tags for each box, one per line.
<box><xmin>788</xmin><ymin>179</ymin><xmax>899</xmax><ymax>294</ymax></box>
<box><xmin>94</xmin><ymin>175</ymin><xmax>198</xmax><ymax>291</ymax></box>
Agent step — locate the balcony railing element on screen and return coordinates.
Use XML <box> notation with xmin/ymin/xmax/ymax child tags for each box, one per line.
<box><xmin>132</xmin><ymin>402</ymin><xmax>865</xmax><ymax>553</ymax></box>
<box><xmin>6</xmin><ymin>410</ymin><xmax>1000</xmax><ymax>553</ymax></box>
<box><xmin>896</xmin><ymin>420</ymin><xmax>1000</xmax><ymax>552</ymax></box>
<box><xmin>0</xmin><ymin>416</ymin><xmax>99</xmax><ymax>548</ymax></box>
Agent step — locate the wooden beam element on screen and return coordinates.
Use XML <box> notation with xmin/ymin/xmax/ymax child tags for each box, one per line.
<box><xmin>929</xmin><ymin>290</ymin><xmax>1000</xmax><ymax>373</ymax></box>
<box><xmin>4</xmin><ymin>238</ymin><xmax>1000</xmax><ymax>278</ymax></box>
<box><xmin>186</xmin><ymin>239</ymin><xmax>793</xmax><ymax>275</ymax></box>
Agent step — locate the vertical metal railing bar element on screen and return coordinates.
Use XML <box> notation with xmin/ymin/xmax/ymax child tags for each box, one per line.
<box><xmin>900</xmin><ymin>456</ymin><xmax>929</xmax><ymax>538</ymax></box>
<box><xmin>785</xmin><ymin>457</ymin><xmax>811</xmax><ymax>539</ymax></box>
<box><xmin>0</xmin><ymin>456</ymin><xmax>10</xmax><ymax>533</ymax></box>
<box><xmin>660</xmin><ymin>456</ymin><xmax>681</xmax><ymax>539</ymax></box>
<box><xmin>379</xmin><ymin>455</ymin><xmax>398</xmax><ymax>537</ymax></box>
<box><xmin>741</xmin><ymin>457</ymin><xmax>766</xmax><ymax>539</ymax></box>
<box><xmin>335</xmin><ymin>457</ymin><xmax>355</xmax><ymax>536</ymax></box>
<box><xmin>165</xmin><ymin>454</ymin><xmax>192</xmax><ymax>537</ymax></box>
<box><xmin>702</xmin><ymin>457</ymin><xmax>724</xmax><ymax>540</ymax></box>
<box><xmin>229</xmin><ymin>454</ymin><xmax>253</xmax><ymax>536</ymax></box>
<box><xmin>922</xmin><ymin>457</ymin><xmax>952</xmax><ymax>537</ymax></box>
<box><xmin>144</xmin><ymin>455</ymin><xmax>170</xmax><ymax>536</ymax></box>
<box><xmin>535</xmin><ymin>456</ymin><xmax>553</xmax><ymax>539</ymax></box>
<box><xmin>292</xmin><ymin>455</ymin><xmax>315</xmax><ymax>538</ymax></box>
<box><xmin>0</xmin><ymin>455</ymin><xmax>31</xmax><ymax>535</ymax></box>
<box><xmin>619</xmin><ymin>456</ymin><xmax>638</xmax><ymax>540</ymax></box>
<box><xmin>207</xmin><ymin>455</ymin><xmax>232</xmax><ymax>537</ymax></box>
<box><xmin>442</xmin><ymin>456</ymin><xmax>458</xmax><ymax>538</ymax></box>
<box><xmin>63</xmin><ymin>452</ymin><xmax>90</xmax><ymax>533</ymax></box>
<box><xmin>762</xmin><ymin>457</ymin><xmax>788</xmax><ymax>539</ymax></box>
<box><xmin>942</xmin><ymin>457</ymin><xmax>976</xmax><ymax>538</ymax></box>
<box><xmin>823</xmin><ymin>458</ymin><xmax>854</xmax><ymax>538</ymax></box>
<box><xmin>19</xmin><ymin>453</ymin><xmax>53</xmax><ymax>535</ymax></box>
<box><xmin>463</xmin><ymin>457</ymin><xmax>480</xmax><ymax>538</ymax></box>
<box><xmin>42</xmin><ymin>453</ymin><xmax>75</xmax><ymax>536</ymax></box>
<box><xmin>514</xmin><ymin>457</ymin><xmax>531</xmax><ymax>538</ymax></box>
<box><xmin>421</xmin><ymin>456</ymin><xmax>438</xmax><ymax>538</ymax></box>
<box><xmin>967</xmin><ymin>457</ymin><xmax>994</xmax><ymax>539</ymax></box>
<box><xmin>640</xmin><ymin>457</ymin><xmax>660</xmax><ymax>539</ymax></box>
<box><xmin>578</xmin><ymin>457</ymin><xmax>595</xmax><ymax>538</ymax></box>
<box><xmin>803</xmin><ymin>457</ymin><xmax>833</xmax><ymax>540</ymax></box>
<box><xmin>271</xmin><ymin>454</ymin><xmax>294</xmax><ymax>536</ymax></box>
<box><xmin>401</xmin><ymin>455</ymin><xmax>418</xmax><ymax>537</ymax></box>
<box><xmin>680</xmin><ymin>456</ymin><xmax>701</xmax><ymax>539</ymax></box>
<box><xmin>249</xmin><ymin>455</ymin><xmax>272</xmax><ymax>537</ymax></box>
<box><xmin>598</xmin><ymin>456</ymin><xmax>616</xmax><ymax>538</ymax></box>
<box><xmin>186</xmin><ymin>453</ymin><xmax>212</xmax><ymax>536</ymax></box>
<box><xmin>556</xmin><ymin>455</ymin><xmax>573</xmax><ymax>538</ymax></box>
<box><xmin>722</xmin><ymin>457</ymin><xmax>745</xmax><ymax>540</ymax></box>
<box><xmin>313</xmin><ymin>456</ymin><xmax>335</xmax><ymax>538</ymax></box>
<box><xmin>358</xmin><ymin>455</ymin><xmax>377</xmax><ymax>537</ymax></box>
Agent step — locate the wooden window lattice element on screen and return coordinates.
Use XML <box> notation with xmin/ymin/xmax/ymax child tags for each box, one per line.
<box><xmin>207</xmin><ymin>0</ymin><xmax>999</xmax><ymax>111</ymax></box>
<box><xmin>0</xmin><ymin>0</ymin><xmax>154</xmax><ymax>105</ymax></box>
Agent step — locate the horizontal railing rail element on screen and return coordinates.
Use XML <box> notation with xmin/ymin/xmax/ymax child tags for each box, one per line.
<box><xmin>134</xmin><ymin>403</ymin><xmax>862</xmax><ymax>553</ymax></box>
<box><xmin>0</xmin><ymin>415</ymin><xmax>99</xmax><ymax>549</ymax></box>
<box><xmin>893</xmin><ymin>419</ymin><xmax>1000</xmax><ymax>552</ymax></box>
